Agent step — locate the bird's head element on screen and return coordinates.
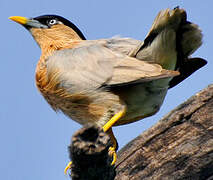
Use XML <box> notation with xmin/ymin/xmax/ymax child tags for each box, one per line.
<box><xmin>9</xmin><ymin>15</ymin><xmax>86</xmax><ymax>50</ymax></box>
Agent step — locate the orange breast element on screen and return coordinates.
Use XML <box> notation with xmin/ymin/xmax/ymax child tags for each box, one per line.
<box><xmin>35</xmin><ymin>56</ymin><xmax>108</xmax><ymax>125</ymax></box>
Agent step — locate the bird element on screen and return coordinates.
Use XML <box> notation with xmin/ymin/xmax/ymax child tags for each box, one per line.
<box><xmin>9</xmin><ymin>7</ymin><xmax>206</xmax><ymax>173</ymax></box>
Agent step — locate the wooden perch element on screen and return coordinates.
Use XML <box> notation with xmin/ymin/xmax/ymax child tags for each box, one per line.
<box><xmin>69</xmin><ymin>125</ymin><xmax>115</xmax><ymax>180</ymax></box>
<box><xmin>116</xmin><ymin>84</ymin><xmax>213</xmax><ymax>180</ymax></box>
<box><xmin>69</xmin><ymin>84</ymin><xmax>213</xmax><ymax>180</ymax></box>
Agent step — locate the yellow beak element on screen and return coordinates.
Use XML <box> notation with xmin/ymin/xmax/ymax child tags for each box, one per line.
<box><xmin>9</xmin><ymin>16</ymin><xmax>28</xmax><ymax>25</ymax></box>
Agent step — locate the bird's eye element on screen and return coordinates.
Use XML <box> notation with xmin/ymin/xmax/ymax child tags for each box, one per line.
<box><xmin>48</xmin><ymin>19</ymin><xmax>57</xmax><ymax>26</ymax></box>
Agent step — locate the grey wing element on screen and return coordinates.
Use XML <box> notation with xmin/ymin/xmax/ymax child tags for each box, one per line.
<box><xmin>46</xmin><ymin>45</ymin><xmax>114</xmax><ymax>93</ymax></box>
<box><xmin>104</xmin><ymin>37</ymin><xmax>142</xmax><ymax>56</ymax></box>
<box><xmin>46</xmin><ymin>44</ymin><xmax>179</xmax><ymax>93</ymax></box>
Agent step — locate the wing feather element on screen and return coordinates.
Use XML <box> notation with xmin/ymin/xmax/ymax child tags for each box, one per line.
<box><xmin>46</xmin><ymin>43</ymin><xmax>179</xmax><ymax>93</ymax></box>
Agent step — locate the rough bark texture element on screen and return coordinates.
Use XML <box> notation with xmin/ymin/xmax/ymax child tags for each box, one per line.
<box><xmin>115</xmin><ymin>84</ymin><xmax>213</xmax><ymax>180</ymax></box>
<box><xmin>69</xmin><ymin>125</ymin><xmax>115</xmax><ymax>180</ymax></box>
<box><xmin>69</xmin><ymin>84</ymin><xmax>213</xmax><ymax>180</ymax></box>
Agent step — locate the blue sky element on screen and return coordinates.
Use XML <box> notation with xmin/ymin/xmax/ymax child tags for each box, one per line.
<box><xmin>1</xmin><ymin>1</ymin><xmax>212</xmax><ymax>179</ymax></box>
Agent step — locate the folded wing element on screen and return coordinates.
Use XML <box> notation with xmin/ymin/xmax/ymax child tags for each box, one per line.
<box><xmin>46</xmin><ymin>44</ymin><xmax>179</xmax><ymax>93</ymax></box>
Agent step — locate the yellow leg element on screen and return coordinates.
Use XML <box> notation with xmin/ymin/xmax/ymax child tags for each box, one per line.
<box><xmin>64</xmin><ymin>161</ymin><xmax>72</xmax><ymax>175</ymax></box>
<box><xmin>102</xmin><ymin>108</ymin><xmax>126</xmax><ymax>165</ymax></box>
<box><xmin>103</xmin><ymin>108</ymin><xmax>126</xmax><ymax>132</ymax></box>
<box><xmin>107</xmin><ymin>128</ymin><xmax>118</xmax><ymax>150</ymax></box>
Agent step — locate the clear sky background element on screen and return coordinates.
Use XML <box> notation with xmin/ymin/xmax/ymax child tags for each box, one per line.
<box><xmin>1</xmin><ymin>0</ymin><xmax>212</xmax><ymax>179</ymax></box>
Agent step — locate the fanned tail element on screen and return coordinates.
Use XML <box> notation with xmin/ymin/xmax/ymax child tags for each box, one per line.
<box><xmin>135</xmin><ymin>7</ymin><xmax>207</xmax><ymax>88</ymax></box>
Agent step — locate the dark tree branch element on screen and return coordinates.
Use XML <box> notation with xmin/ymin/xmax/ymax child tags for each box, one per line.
<box><xmin>115</xmin><ymin>84</ymin><xmax>213</xmax><ymax>180</ymax></box>
<box><xmin>69</xmin><ymin>84</ymin><xmax>213</xmax><ymax>180</ymax></box>
<box><xmin>69</xmin><ymin>125</ymin><xmax>115</xmax><ymax>180</ymax></box>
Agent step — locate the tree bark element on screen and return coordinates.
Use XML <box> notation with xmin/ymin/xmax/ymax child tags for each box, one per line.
<box><xmin>69</xmin><ymin>84</ymin><xmax>213</xmax><ymax>180</ymax></box>
<box><xmin>115</xmin><ymin>84</ymin><xmax>213</xmax><ymax>180</ymax></box>
<box><xmin>69</xmin><ymin>125</ymin><xmax>115</xmax><ymax>180</ymax></box>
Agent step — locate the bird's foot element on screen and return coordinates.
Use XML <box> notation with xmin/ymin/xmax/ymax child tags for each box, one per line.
<box><xmin>64</xmin><ymin>161</ymin><xmax>72</xmax><ymax>175</ymax></box>
<box><xmin>109</xmin><ymin>146</ymin><xmax>117</xmax><ymax>165</ymax></box>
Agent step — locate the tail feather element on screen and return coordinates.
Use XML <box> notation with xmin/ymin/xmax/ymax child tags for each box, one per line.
<box><xmin>169</xmin><ymin>58</ymin><xmax>207</xmax><ymax>88</ymax></box>
<box><xmin>135</xmin><ymin>7</ymin><xmax>206</xmax><ymax>88</ymax></box>
<box><xmin>179</xmin><ymin>22</ymin><xmax>202</xmax><ymax>57</ymax></box>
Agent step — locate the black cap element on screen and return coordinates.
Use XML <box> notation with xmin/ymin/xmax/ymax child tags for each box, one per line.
<box><xmin>33</xmin><ymin>15</ymin><xmax>86</xmax><ymax>40</ymax></box>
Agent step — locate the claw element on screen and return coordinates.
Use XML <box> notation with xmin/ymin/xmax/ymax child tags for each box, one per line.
<box><xmin>64</xmin><ymin>161</ymin><xmax>72</xmax><ymax>175</ymax></box>
<box><xmin>102</xmin><ymin>109</ymin><xmax>125</xmax><ymax>165</ymax></box>
<box><xmin>109</xmin><ymin>147</ymin><xmax>117</xmax><ymax>165</ymax></box>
